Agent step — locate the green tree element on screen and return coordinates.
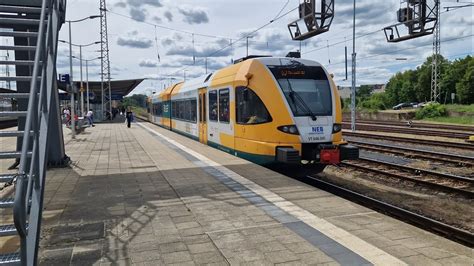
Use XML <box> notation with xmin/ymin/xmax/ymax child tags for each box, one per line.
<box><xmin>456</xmin><ymin>58</ymin><xmax>474</xmax><ymax>104</ymax></box>
<box><xmin>397</xmin><ymin>70</ymin><xmax>417</xmax><ymax>103</ymax></box>
<box><xmin>385</xmin><ymin>72</ymin><xmax>404</xmax><ymax>106</ymax></box>
<box><xmin>122</xmin><ymin>94</ymin><xmax>148</xmax><ymax>108</ymax></box>
<box><xmin>357</xmin><ymin>85</ymin><xmax>373</xmax><ymax>99</ymax></box>
<box><xmin>440</xmin><ymin>55</ymin><xmax>471</xmax><ymax>103</ymax></box>
<box><xmin>414</xmin><ymin>55</ymin><xmax>448</xmax><ymax>102</ymax></box>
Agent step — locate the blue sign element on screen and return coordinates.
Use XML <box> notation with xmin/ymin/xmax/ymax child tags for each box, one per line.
<box><xmin>58</xmin><ymin>74</ymin><xmax>70</xmax><ymax>84</ymax></box>
<box><xmin>312</xmin><ymin>126</ymin><xmax>324</xmax><ymax>134</ymax></box>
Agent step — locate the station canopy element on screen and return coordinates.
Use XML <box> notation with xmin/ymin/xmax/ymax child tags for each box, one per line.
<box><xmin>58</xmin><ymin>79</ymin><xmax>144</xmax><ymax>101</ymax></box>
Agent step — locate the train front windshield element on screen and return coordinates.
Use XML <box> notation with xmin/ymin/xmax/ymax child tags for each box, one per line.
<box><xmin>270</xmin><ymin>65</ymin><xmax>332</xmax><ymax>117</ymax></box>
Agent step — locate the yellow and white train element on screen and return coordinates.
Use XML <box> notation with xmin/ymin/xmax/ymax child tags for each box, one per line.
<box><xmin>147</xmin><ymin>56</ymin><xmax>358</xmax><ymax>172</ymax></box>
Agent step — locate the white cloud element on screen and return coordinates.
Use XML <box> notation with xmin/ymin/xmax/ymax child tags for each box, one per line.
<box><xmin>116</xmin><ymin>30</ymin><xmax>153</xmax><ymax>49</ymax></box>
<box><xmin>53</xmin><ymin>0</ymin><xmax>473</xmax><ymax>94</ymax></box>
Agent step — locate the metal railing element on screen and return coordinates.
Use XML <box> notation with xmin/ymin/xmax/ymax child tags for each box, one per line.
<box><xmin>12</xmin><ymin>0</ymin><xmax>65</xmax><ymax>264</ymax></box>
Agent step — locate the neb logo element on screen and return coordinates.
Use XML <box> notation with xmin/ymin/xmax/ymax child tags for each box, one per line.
<box><xmin>312</xmin><ymin>126</ymin><xmax>324</xmax><ymax>134</ymax></box>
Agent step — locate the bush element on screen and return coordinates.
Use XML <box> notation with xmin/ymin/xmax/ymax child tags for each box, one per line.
<box><xmin>415</xmin><ymin>103</ymin><xmax>447</xmax><ymax>119</ymax></box>
<box><xmin>357</xmin><ymin>92</ymin><xmax>389</xmax><ymax>111</ymax></box>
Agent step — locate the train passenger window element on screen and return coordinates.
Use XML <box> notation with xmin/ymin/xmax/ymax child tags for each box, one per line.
<box><xmin>191</xmin><ymin>99</ymin><xmax>197</xmax><ymax>122</ymax></box>
<box><xmin>185</xmin><ymin>101</ymin><xmax>191</xmax><ymax>121</ymax></box>
<box><xmin>199</xmin><ymin>96</ymin><xmax>202</xmax><ymax>122</ymax></box>
<box><xmin>156</xmin><ymin>103</ymin><xmax>163</xmax><ymax>116</ymax></box>
<box><xmin>209</xmin><ymin>90</ymin><xmax>218</xmax><ymax>121</ymax></box>
<box><xmin>219</xmin><ymin>89</ymin><xmax>230</xmax><ymax>123</ymax></box>
<box><xmin>179</xmin><ymin>101</ymin><xmax>185</xmax><ymax>120</ymax></box>
<box><xmin>203</xmin><ymin>94</ymin><xmax>206</xmax><ymax>122</ymax></box>
<box><xmin>236</xmin><ymin>86</ymin><xmax>272</xmax><ymax>124</ymax></box>
<box><xmin>171</xmin><ymin>101</ymin><xmax>177</xmax><ymax>118</ymax></box>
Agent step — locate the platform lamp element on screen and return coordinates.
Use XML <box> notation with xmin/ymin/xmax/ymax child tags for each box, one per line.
<box><xmin>72</xmin><ymin>55</ymin><xmax>103</xmax><ymax>112</ymax></box>
<box><xmin>65</xmin><ymin>15</ymin><xmax>101</xmax><ymax>139</ymax></box>
<box><xmin>60</xmin><ymin>40</ymin><xmax>101</xmax><ymax>116</ymax></box>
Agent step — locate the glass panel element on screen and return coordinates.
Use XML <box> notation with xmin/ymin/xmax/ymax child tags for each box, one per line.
<box><xmin>209</xmin><ymin>90</ymin><xmax>218</xmax><ymax>121</ymax></box>
<box><xmin>172</xmin><ymin>101</ymin><xmax>177</xmax><ymax>118</ymax></box>
<box><xmin>236</xmin><ymin>87</ymin><xmax>272</xmax><ymax>124</ymax></box>
<box><xmin>191</xmin><ymin>99</ymin><xmax>197</xmax><ymax>122</ymax></box>
<box><xmin>203</xmin><ymin>93</ymin><xmax>206</xmax><ymax>122</ymax></box>
<box><xmin>199</xmin><ymin>95</ymin><xmax>202</xmax><ymax>122</ymax></box>
<box><xmin>185</xmin><ymin>100</ymin><xmax>191</xmax><ymax>121</ymax></box>
<box><xmin>278</xmin><ymin>79</ymin><xmax>332</xmax><ymax>116</ymax></box>
<box><xmin>269</xmin><ymin>65</ymin><xmax>332</xmax><ymax>116</ymax></box>
<box><xmin>219</xmin><ymin>89</ymin><xmax>230</xmax><ymax>123</ymax></box>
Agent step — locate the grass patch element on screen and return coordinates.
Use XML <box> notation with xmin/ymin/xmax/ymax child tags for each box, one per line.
<box><xmin>444</xmin><ymin>104</ymin><xmax>474</xmax><ymax>113</ymax></box>
<box><xmin>131</xmin><ymin>106</ymin><xmax>148</xmax><ymax>117</ymax></box>
<box><xmin>422</xmin><ymin>116</ymin><xmax>474</xmax><ymax>125</ymax></box>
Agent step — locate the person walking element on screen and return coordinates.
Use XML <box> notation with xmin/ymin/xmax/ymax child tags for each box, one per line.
<box><xmin>64</xmin><ymin>107</ymin><xmax>71</xmax><ymax>126</ymax></box>
<box><xmin>86</xmin><ymin>109</ymin><xmax>95</xmax><ymax>127</ymax></box>
<box><xmin>126</xmin><ymin>107</ymin><xmax>134</xmax><ymax>128</ymax></box>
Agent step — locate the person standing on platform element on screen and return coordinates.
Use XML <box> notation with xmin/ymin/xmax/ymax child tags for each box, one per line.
<box><xmin>126</xmin><ymin>107</ymin><xmax>134</xmax><ymax>128</ymax></box>
<box><xmin>86</xmin><ymin>109</ymin><xmax>95</xmax><ymax>127</ymax></box>
<box><xmin>64</xmin><ymin>107</ymin><xmax>71</xmax><ymax>126</ymax></box>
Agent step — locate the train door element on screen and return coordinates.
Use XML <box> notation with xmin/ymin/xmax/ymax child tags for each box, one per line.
<box><xmin>198</xmin><ymin>88</ymin><xmax>208</xmax><ymax>144</ymax></box>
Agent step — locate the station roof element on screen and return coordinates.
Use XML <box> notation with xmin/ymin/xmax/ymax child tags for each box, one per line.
<box><xmin>58</xmin><ymin>79</ymin><xmax>144</xmax><ymax>98</ymax></box>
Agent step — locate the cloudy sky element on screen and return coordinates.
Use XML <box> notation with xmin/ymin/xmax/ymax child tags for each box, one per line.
<box><xmin>54</xmin><ymin>0</ymin><xmax>473</xmax><ymax>95</ymax></box>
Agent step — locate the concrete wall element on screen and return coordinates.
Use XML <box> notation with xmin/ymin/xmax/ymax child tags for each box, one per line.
<box><xmin>343</xmin><ymin>111</ymin><xmax>416</xmax><ymax>121</ymax></box>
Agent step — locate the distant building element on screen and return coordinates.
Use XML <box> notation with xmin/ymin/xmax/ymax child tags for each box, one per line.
<box><xmin>337</xmin><ymin>84</ymin><xmax>386</xmax><ymax>99</ymax></box>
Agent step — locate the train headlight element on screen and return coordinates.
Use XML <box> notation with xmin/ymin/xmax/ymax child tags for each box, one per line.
<box><xmin>332</xmin><ymin>123</ymin><xmax>342</xmax><ymax>133</ymax></box>
<box><xmin>278</xmin><ymin>125</ymin><xmax>299</xmax><ymax>135</ymax></box>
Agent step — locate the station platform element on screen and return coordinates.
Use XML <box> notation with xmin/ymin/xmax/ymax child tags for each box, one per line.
<box><xmin>14</xmin><ymin>122</ymin><xmax>473</xmax><ymax>265</ymax></box>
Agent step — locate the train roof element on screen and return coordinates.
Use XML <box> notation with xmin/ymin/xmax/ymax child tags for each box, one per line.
<box><xmin>148</xmin><ymin>56</ymin><xmax>325</xmax><ymax>101</ymax></box>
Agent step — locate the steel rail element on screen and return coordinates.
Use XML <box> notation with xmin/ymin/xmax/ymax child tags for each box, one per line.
<box><xmin>343</xmin><ymin>131</ymin><xmax>474</xmax><ymax>150</ymax></box>
<box><xmin>302</xmin><ymin>176</ymin><xmax>474</xmax><ymax>248</ymax></box>
<box><xmin>342</xmin><ymin>120</ymin><xmax>474</xmax><ymax>132</ymax></box>
<box><xmin>350</xmin><ymin>140</ymin><xmax>474</xmax><ymax>167</ymax></box>
<box><xmin>342</xmin><ymin>124</ymin><xmax>471</xmax><ymax>139</ymax></box>
<box><xmin>341</xmin><ymin>159</ymin><xmax>473</xmax><ymax>198</ymax></box>
<box><xmin>356</xmin><ymin>157</ymin><xmax>474</xmax><ymax>183</ymax></box>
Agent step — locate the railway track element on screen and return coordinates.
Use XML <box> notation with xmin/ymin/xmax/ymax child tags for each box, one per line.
<box><xmin>341</xmin><ymin>157</ymin><xmax>474</xmax><ymax>198</ymax></box>
<box><xmin>342</xmin><ymin>124</ymin><xmax>472</xmax><ymax>139</ymax></box>
<box><xmin>343</xmin><ymin>131</ymin><xmax>474</xmax><ymax>151</ymax></box>
<box><xmin>350</xmin><ymin>140</ymin><xmax>474</xmax><ymax>167</ymax></box>
<box><xmin>303</xmin><ymin>176</ymin><xmax>474</xmax><ymax>247</ymax></box>
<box><xmin>343</xmin><ymin>120</ymin><xmax>474</xmax><ymax>132</ymax></box>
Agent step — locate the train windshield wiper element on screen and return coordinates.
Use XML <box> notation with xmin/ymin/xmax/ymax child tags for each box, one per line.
<box><xmin>285</xmin><ymin>79</ymin><xmax>317</xmax><ymax>121</ymax></box>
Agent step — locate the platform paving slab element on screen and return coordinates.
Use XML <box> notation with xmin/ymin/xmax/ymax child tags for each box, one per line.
<box><xmin>0</xmin><ymin>122</ymin><xmax>464</xmax><ymax>265</ymax></box>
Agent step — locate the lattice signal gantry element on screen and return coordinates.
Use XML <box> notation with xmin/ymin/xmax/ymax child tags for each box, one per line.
<box><xmin>383</xmin><ymin>0</ymin><xmax>439</xmax><ymax>43</ymax></box>
<box><xmin>287</xmin><ymin>0</ymin><xmax>334</xmax><ymax>41</ymax></box>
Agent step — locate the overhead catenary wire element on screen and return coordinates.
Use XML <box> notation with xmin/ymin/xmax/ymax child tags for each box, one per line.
<box><xmin>107</xmin><ymin>9</ymin><xmax>275</xmax><ymax>46</ymax></box>
<box><xmin>303</xmin><ymin>3</ymin><xmax>468</xmax><ymax>56</ymax></box>
<box><xmin>326</xmin><ymin>34</ymin><xmax>474</xmax><ymax>68</ymax></box>
<box><xmin>106</xmin><ymin>1</ymin><xmax>470</xmax><ymax>86</ymax></box>
<box><xmin>332</xmin><ymin>51</ymin><xmax>473</xmax><ymax>83</ymax></box>
<box><xmin>165</xmin><ymin>5</ymin><xmax>299</xmax><ymax>78</ymax></box>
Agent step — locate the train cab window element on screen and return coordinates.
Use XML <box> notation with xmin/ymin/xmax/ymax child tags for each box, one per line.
<box><xmin>219</xmin><ymin>89</ymin><xmax>230</xmax><ymax>123</ymax></box>
<box><xmin>209</xmin><ymin>90</ymin><xmax>218</xmax><ymax>121</ymax></box>
<box><xmin>236</xmin><ymin>86</ymin><xmax>272</xmax><ymax>124</ymax></box>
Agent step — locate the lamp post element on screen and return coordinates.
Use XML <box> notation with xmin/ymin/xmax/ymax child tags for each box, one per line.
<box><xmin>350</xmin><ymin>0</ymin><xmax>356</xmax><ymax>132</ymax></box>
<box><xmin>66</xmin><ymin>15</ymin><xmax>101</xmax><ymax>139</ymax></box>
<box><xmin>246</xmin><ymin>36</ymin><xmax>253</xmax><ymax>57</ymax></box>
<box><xmin>72</xmin><ymin>56</ymin><xmax>102</xmax><ymax>112</ymax></box>
<box><xmin>60</xmin><ymin>40</ymin><xmax>101</xmax><ymax>116</ymax></box>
